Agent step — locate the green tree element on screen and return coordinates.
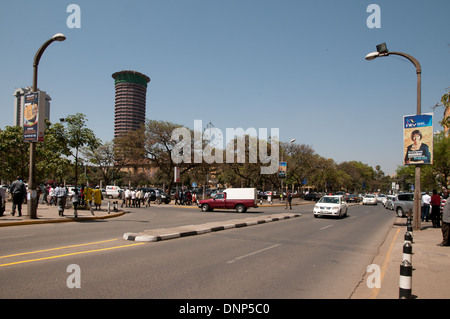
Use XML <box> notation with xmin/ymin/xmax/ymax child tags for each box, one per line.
<box><xmin>60</xmin><ymin>114</ymin><xmax>100</xmax><ymax>186</ymax></box>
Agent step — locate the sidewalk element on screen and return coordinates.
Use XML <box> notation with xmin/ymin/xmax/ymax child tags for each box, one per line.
<box><xmin>352</xmin><ymin>218</ymin><xmax>450</xmax><ymax>299</ymax></box>
<box><xmin>0</xmin><ymin>200</ymin><xmax>125</xmax><ymax>227</ymax></box>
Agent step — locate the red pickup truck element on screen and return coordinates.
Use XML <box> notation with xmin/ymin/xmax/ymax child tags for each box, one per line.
<box><xmin>198</xmin><ymin>188</ymin><xmax>258</xmax><ymax>213</ymax></box>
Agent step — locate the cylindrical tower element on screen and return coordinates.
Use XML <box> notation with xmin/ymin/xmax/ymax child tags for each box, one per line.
<box><xmin>112</xmin><ymin>70</ymin><xmax>150</xmax><ymax>138</ymax></box>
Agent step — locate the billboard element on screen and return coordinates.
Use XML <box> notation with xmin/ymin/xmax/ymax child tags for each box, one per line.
<box><xmin>23</xmin><ymin>91</ymin><xmax>46</xmax><ymax>142</ymax></box>
<box><xmin>403</xmin><ymin>113</ymin><xmax>433</xmax><ymax>165</ymax></box>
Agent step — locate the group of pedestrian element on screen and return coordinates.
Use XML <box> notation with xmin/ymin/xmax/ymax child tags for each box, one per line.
<box><xmin>174</xmin><ymin>189</ymin><xmax>196</xmax><ymax>205</ymax></box>
<box><xmin>121</xmin><ymin>188</ymin><xmax>160</xmax><ymax>208</ymax></box>
<box><xmin>422</xmin><ymin>188</ymin><xmax>450</xmax><ymax>246</ymax></box>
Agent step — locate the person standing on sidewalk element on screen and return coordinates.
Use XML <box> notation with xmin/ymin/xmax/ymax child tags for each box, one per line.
<box><xmin>421</xmin><ymin>191</ymin><xmax>431</xmax><ymax>222</ymax></box>
<box><xmin>430</xmin><ymin>189</ymin><xmax>442</xmax><ymax>228</ymax></box>
<box><xmin>10</xmin><ymin>176</ymin><xmax>27</xmax><ymax>217</ymax></box>
<box><xmin>54</xmin><ymin>183</ymin><xmax>67</xmax><ymax>216</ymax></box>
<box><xmin>438</xmin><ymin>189</ymin><xmax>449</xmax><ymax>246</ymax></box>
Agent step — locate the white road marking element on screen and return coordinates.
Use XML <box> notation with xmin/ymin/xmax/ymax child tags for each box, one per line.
<box><xmin>227</xmin><ymin>244</ymin><xmax>281</xmax><ymax>264</ymax></box>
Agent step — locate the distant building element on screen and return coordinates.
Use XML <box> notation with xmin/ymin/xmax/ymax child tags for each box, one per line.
<box><xmin>112</xmin><ymin>70</ymin><xmax>150</xmax><ymax>138</ymax></box>
<box><xmin>13</xmin><ymin>87</ymin><xmax>51</xmax><ymax>126</ymax></box>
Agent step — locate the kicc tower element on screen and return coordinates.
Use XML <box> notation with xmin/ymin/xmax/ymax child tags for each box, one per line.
<box><xmin>112</xmin><ymin>70</ymin><xmax>150</xmax><ymax>138</ymax></box>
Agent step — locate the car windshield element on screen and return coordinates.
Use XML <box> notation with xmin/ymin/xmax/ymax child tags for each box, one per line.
<box><xmin>319</xmin><ymin>197</ymin><xmax>339</xmax><ymax>204</ymax></box>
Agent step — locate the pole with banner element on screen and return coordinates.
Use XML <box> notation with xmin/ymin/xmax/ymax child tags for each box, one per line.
<box><xmin>403</xmin><ymin>113</ymin><xmax>433</xmax><ymax>230</ymax></box>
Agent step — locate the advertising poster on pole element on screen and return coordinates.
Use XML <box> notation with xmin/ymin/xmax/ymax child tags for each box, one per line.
<box><xmin>403</xmin><ymin>113</ymin><xmax>433</xmax><ymax>165</ymax></box>
<box><xmin>23</xmin><ymin>91</ymin><xmax>45</xmax><ymax>142</ymax></box>
<box><xmin>278</xmin><ymin>162</ymin><xmax>287</xmax><ymax>178</ymax></box>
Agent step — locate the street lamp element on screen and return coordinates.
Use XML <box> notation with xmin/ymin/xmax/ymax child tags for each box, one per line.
<box><xmin>365</xmin><ymin>42</ymin><xmax>422</xmax><ymax>230</ymax></box>
<box><xmin>28</xmin><ymin>33</ymin><xmax>66</xmax><ymax>219</ymax></box>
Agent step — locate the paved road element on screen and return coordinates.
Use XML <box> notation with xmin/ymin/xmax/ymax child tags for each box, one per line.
<box><xmin>0</xmin><ymin>202</ymin><xmax>395</xmax><ymax>299</ymax></box>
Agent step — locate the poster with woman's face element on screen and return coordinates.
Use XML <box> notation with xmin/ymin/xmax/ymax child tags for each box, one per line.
<box><xmin>403</xmin><ymin>113</ymin><xmax>433</xmax><ymax>165</ymax></box>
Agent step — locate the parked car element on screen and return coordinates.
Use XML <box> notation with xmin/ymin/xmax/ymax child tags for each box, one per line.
<box><xmin>313</xmin><ymin>195</ymin><xmax>348</xmax><ymax>218</ymax></box>
<box><xmin>385</xmin><ymin>195</ymin><xmax>397</xmax><ymax>210</ymax></box>
<box><xmin>362</xmin><ymin>194</ymin><xmax>377</xmax><ymax>205</ymax></box>
<box><xmin>394</xmin><ymin>193</ymin><xmax>415</xmax><ymax>217</ymax></box>
<box><xmin>377</xmin><ymin>194</ymin><xmax>386</xmax><ymax>205</ymax></box>
<box><xmin>303</xmin><ymin>193</ymin><xmax>321</xmax><ymax>201</ymax></box>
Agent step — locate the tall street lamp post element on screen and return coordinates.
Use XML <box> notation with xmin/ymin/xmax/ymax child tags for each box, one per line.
<box><xmin>28</xmin><ymin>33</ymin><xmax>66</xmax><ymax>219</ymax></box>
<box><xmin>365</xmin><ymin>43</ymin><xmax>422</xmax><ymax>230</ymax></box>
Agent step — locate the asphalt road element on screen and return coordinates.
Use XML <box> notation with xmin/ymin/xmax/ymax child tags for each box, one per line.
<box><xmin>0</xmin><ymin>202</ymin><xmax>395</xmax><ymax>299</ymax></box>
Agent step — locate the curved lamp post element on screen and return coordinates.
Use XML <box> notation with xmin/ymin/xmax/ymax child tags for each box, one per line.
<box><xmin>365</xmin><ymin>43</ymin><xmax>422</xmax><ymax>230</ymax></box>
<box><xmin>28</xmin><ymin>33</ymin><xmax>66</xmax><ymax>219</ymax></box>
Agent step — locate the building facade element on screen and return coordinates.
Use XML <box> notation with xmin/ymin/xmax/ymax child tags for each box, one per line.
<box><xmin>13</xmin><ymin>87</ymin><xmax>51</xmax><ymax>127</ymax></box>
<box><xmin>112</xmin><ymin>70</ymin><xmax>150</xmax><ymax>138</ymax></box>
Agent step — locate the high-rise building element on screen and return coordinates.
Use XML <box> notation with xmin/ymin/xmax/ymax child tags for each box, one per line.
<box><xmin>112</xmin><ymin>70</ymin><xmax>150</xmax><ymax>138</ymax></box>
<box><xmin>13</xmin><ymin>87</ymin><xmax>51</xmax><ymax>126</ymax></box>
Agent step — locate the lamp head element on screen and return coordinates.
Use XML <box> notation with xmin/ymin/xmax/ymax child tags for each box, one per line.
<box><xmin>365</xmin><ymin>52</ymin><xmax>380</xmax><ymax>61</ymax></box>
<box><xmin>52</xmin><ymin>33</ymin><xmax>66</xmax><ymax>42</ymax></box>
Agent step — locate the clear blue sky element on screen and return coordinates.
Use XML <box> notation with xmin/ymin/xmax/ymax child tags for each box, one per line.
<box><xmin>0</xmin><ymin>0</ymin><xmax>448</xmax><ymax>176</ymax></box>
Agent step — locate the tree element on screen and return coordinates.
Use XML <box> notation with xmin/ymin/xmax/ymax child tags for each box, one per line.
<box><xmin>0</xmin><ymin>126</ymin><xmax>29</xmax><ymax>182</ymax></box>
<box><xmin>61</xmin><ymin>114</ymin><xmax>100</xmax><ymax>186</ymax></box>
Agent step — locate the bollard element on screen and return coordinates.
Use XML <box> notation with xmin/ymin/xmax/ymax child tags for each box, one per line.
<box><xmin>399</xmin><ymin>259</ymin><xmax>412</xmax><ymax>299</ymax></box>
<box><xmin>402</xmin><ymin>242</ymin><xmax>412</xmax><ymax>264</ymax></box>
<box><xmin>404</xmin><ymin>231</ymin><xmax>413</xmax><ymax>245</ymax></box>
<box><xmin>107</xmin><ymin>202</ymin><xmax>110</xmax><ymax>214</ymax></box>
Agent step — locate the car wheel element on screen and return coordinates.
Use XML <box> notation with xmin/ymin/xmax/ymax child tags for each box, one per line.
<box><xmin>236</xmin><ymin>204</ymin><xmax>246</xmax><ymax>213</ymax></box>
<box><xmin>201</xmin><ymin>204</ymin><xmax>210</xmax><ymax>212</ymax></box>
<box><xmin>396</xmin><ymin>207</ymin><xmax>404</xmax><ymax>217</ymax></box>
<box><xmin>314</xmin><ymin>214</ymin><xmax>318</xmax><ymax>218</ymax></box>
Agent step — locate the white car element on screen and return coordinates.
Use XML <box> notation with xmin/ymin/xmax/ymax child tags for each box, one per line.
<box><xmin>377</xmin><ymin>194</ymin><xmax>386</xmax><ymax>205</ymax></box>
<box><xmin>363</xmin><ymin>194</ymin><xmax>377</xmax><ymax>205</ymax></box>
<box><xmin>313</xmin><ymin>195</ymin><xmax>348</xmax><ymax>218</ymax></box>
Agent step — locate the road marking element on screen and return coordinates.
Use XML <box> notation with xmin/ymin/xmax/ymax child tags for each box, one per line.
<box><xmin>0</xmin><ymin>239</ymin><xmax>119</xmax><ymax>259</ymax></box>
<box><xmin>227</xmin><ymin>244</ymin><xmax>281</xmax><ymax>264</ymax></box>
<box><xmin>0</xmin><ymin>242</ymin><xmax>145</xmax><ymax>267</ymax></box>
<box><xmin>370</xmin><ymin>228</ymin><xmax>400</xmax><ymax>299</ymax></box>
<box><xmin>320</xmin><ymin>225</ymin><xmax>334</xmax><ymax>230</ymax></box>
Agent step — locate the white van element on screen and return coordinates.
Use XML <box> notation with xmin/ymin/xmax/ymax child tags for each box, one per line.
<box><xmin>106</xmin><ymin>185</ymin><xmax>121</xmax><ymax>198</ymax></box>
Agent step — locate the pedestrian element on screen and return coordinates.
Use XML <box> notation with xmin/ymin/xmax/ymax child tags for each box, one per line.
<box><xmin>285</xmin><ymin>191</ymin><xmax>293</xmax><ymax>210</ymax></box>
<box><xmin>438</xmin><ymin>189</ymin><xmax>449</xmax><ymax>246</ymax></box>
<box><xmin>155</xmin><ymin>188</ymin><xmax>161</xmax><ymax>205</ymax></box>
<box><xmin>54</xmin><ymin>183</ymin><xmax>67</xmax><ymax>216</ymax></box>
<box><xmin>10</xmin><ymin>176</ymin><xmax>27</xmax><ymax>217</ymax></box>
<box><xmin>48</xmin><ymin>185</ymin><xmax>55</xmax><ymax>205</ymax></box>
<box><xmin>72</xmin><ymin>188</ymin><xmax>80</xmax><ymax>218</ymax></box>
<box><xmin>85</xmin><ymin>185</ymin><xmax>94</xmax><ymax>210</ymax></box>
<box><xmin>0</xmin><ymin>186</ymin><xmax>6</xmax><ymax>217</ymax></box>
<box><xmin>430</xmin><ymin>189</ymin><xmax>442</xmax><ymax>228</ymax></box>
<box><xmin>421</xmin><ymin>191</ymin><xmax>431</xmax><ymax>222</ymax></box>
<box><xmin>131</xmin><ymin>188</ymin><xmax>136</xmax><ymax>207</ymax></box>
<box><xmin>93</xmin><ymin>186</ymin><xmax>102</xmax><ymax>210</ymax></box>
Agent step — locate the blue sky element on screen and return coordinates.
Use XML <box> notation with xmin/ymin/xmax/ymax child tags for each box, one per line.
<box><xmin>0</xmin><ymin>0</ymin><xmax>448</xmax><ymax>175</ymax></box>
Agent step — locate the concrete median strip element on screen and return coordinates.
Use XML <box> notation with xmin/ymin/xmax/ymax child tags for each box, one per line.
<box><xmin>123</xmin><ymin>213</ymin><xmax>301</xmax><ymax>242</ymax></box>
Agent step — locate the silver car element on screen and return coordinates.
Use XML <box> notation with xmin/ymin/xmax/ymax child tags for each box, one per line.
<box><xmin>393</xmin><ymin>193</ymin><xmax>415</xmax><ymax>217</ymax></box>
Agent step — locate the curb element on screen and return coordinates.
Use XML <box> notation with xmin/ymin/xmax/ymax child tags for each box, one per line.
<box><xmin>0</xmin><ymin>211</ymin><xmax>126</xmax><ymax>227</ymax></box>
<box><xmin>123</xmin><ymin>213</ymin><xmax>301</xmax><ymax>242</ymax></box>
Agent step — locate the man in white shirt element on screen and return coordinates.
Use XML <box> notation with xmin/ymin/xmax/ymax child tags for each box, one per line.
<box><xmin>422</xmin><ymin>191</ymin><xmax>432</xmax><ymax>222</ymax></box>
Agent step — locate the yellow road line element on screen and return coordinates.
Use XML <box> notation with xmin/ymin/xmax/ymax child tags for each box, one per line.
<box><xmin>0</xmin><ymin>239</ymin><xmax>119</xmax><ymax>259</ymax></box>
<box><xmin>370</xmin><ymin>228</ymin><xmax>400</xmax><ymax>299</ymax></box>
<box><xmin>0</xmin><ymin>242</ymin><xmax>145</xmax><ymax>267</ymax></box>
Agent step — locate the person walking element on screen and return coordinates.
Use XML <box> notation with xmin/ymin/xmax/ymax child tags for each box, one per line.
<box><xmin>10</xmin><ymin>176</ymin><xmax>27</xmax><ymax>217</ymax></box>
<box><xmin>54</xmin><ymin>183</ymin><xmax>67</xmax><ymax>216</ymax></box>
<box><xmin>72</xmin><ymin>189</ymin><xmax>80</xmax><ymax>218</ymax></box>
<box><xmin>438</xmin><ymin>189</ymin><xmax>449</xmax><ymax>246</ymax></box>
<box><xmin>285</xmin><ymin>191</ymin><xmax>293</xmax><ymax>210</ymax></box>
<box><xmin>421</xmin><ymin>191</ymin><xmax>431</xmax><ymax>222</ymax></box>
<box><xmin>93</xmin><ymin>186</ymin><xmax>102</xmax><ymax>210</ymax></box>
<box><xmin>430</xmin><ymin>189</ymin><xmax>442</xmax><ymax>228</ymax></box>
